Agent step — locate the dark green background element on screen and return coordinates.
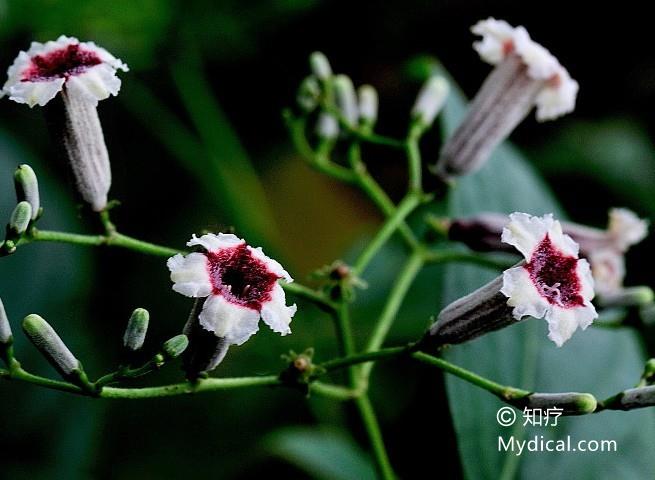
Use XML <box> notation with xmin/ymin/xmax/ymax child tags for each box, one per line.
<box><xmin>1</xmin><ymin>1</ymin><xmax>655</xmax><ymax>478</ymax></box>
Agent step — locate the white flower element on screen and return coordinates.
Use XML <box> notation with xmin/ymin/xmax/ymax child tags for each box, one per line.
<box><xmin>1</xmin><ymin>35</ymin><xmax>128</xmax><ymax>108</ymax></box>
<box><xmin>607</xmin><ymin>208</ymin><xmax>649</xmax><ymax>251</ymax></box>
<box><xmin>472</xmin><ymin>18</ymin><xmax>578</xmax><ymax>121</ymax></box>
<box><xmin>500</xmin><ymin>213</ymin><xmax>597</xmax><ymax>347</ymax></box>
<box><xmin>434</xmin><ymin>18</ymin><xmax>578</xmax><ymax>179</ymax></box>
<box><xmin>167</xmin><ymin>233</ymin><xmax>297</xmax><ymax>346</ymax></box>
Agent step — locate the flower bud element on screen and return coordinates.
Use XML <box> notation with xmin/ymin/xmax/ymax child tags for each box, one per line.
<box><xmin>411</xmin><ymin>76</ymin><xmax>449</xmax><ymax>128</ymax></box>
<box><xmin>597</xmin><ymin>286</ymin><xmax>654</xmax><ymax>308</ymax></box>
<box><xmin>297</xmin><ymin>75</ymin><xmax>321</xmax><ymax>113</ymax></box>
<box><xmin>424</xmin><ymin>275</ymin><xmax>515</xmax><ymax>347</ymax></box>
<box><xmin>357</xmin><ymin>84</ymin><xmax>378</xmax><ymax>127</ymax></box>
<box><xmin>517</xmin><ymin>392</ymin><xmax>597</xmax><ymax>415</ymax></box>
<box><xmin>123</xmin><ymin>308</ymin><xmax>150</xmax><ymax>352</ymax></box>
<box><xmin>610</xmin><ymin>385</ymin><xmax>655</xmax><ymax>410</ymax></box>
<box><xmin>162</xmin><ymin>334</ymin><xmax>189</xmax><ymax>359</ymax></box>
<box><xmin>9</xmin><ymin>201</ymin><xmax>32</xmax><ymax>236</ymax></box>
<box><xmin>22</xmin><ymin>314</ymin><xmax>80</xmax><ymax>377</ymax></box>
<box><xmin>316</xmin><ymin>112</ymin><xmax>339</xmax><ymax>140</ymax></box>
<box><xmin>14</xmin><ymin>164</ymin><xmax>40</xmax><ymax>220</ymax></box>
<box><xmin>0</xmin><ymin>297</ymin><xmax>12</xmax><ymax>345</ymax></box>
<box><xmin>309</xmin><ymin>51</ymin><xmax>333</xmax><ymax>81</ymax></box>
<box><xmin>334</xmin><ymin>75</ymin><xmax>358</xmax><ymax>126</ymax></box>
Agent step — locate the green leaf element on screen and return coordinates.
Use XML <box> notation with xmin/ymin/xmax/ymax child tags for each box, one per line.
<box><xmin>436</xmin><ymin>65</ymin><xmax>655</xmax><ymax>479</ymax></box>
<box><xmin>263</xmin><ymin>426</ymin><xmax>376</xmax><ymax>480</ymax></box>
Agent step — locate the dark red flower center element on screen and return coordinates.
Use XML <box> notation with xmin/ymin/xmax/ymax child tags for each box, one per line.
<box><xmin>206</xmin><ymin>244</ymin><xmax>280</xmax><ymax>310</ymax></box>
<box><xmin>524</xmin><ymin>234</ymin><xmax>584</xmax><ymax>308</ymax></box>
<box><xmin>21</xmin><ymin>44</ymin><xmax>102</xmax><ymax>82</ymax></box>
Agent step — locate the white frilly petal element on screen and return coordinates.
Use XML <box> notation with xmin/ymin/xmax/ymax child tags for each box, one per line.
<box><xmin>501</xmin><ymin>212</ymin><xmax>578</xmax><ymax>259</ymax></box>
<box><xmin>501</xmin><ymin>266</ymin><xmax>550</xmax><ymax>320</ymax></box>
<box><xmin>545</xmin><ymin>302</ymin><xmax>597</xmax><ymax>347</ymax></box>
<box><xmin>534</xmin><ymin>68</ymin><xmax>579</xmax><ymax>121</ymax></box>
<box><xmin>187</xmin><ymin>233</ymin><xmax>243</xmax><ymax>252</ymax></box>
<box><xmin>167</xmin><ymin>252</ymin><xmax>212</xmax><ymax>298</ymax></box>
<box><xmin>199</xmin><ymin>295</ymin><xmax>260</xmax><ymax>346</ymax></box>
<box><xmin>576</xmin><ymin>258</ymin><xmax>596</xmax><ymax>300</ymax></box>
<box><xmin>248</xmin><ymin>246</ymin><xmax>293</xmax><ymax>283</ymax></box>
<box><xmin>608</xmin><ymin>208</ymin><xmax>649</xmax><ymax>251</ymax></box>
<box><xmin>261</xmin><ymin>283</ymin><xmax>297</xmax><ymax>335</ymax></box>
<box><xmin>2</xmin><ymin>35</ymin><xmax>128</xmax><ymax>107</ymax></box>
<box><xmin>471</xmin><ymin>18</ymin><xmax>516</xmax><ymax>64</ymax></box>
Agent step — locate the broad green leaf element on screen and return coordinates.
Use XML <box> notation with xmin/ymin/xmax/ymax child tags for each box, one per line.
<box><xmin>437</xmin><ymin>65</ymin><xmax>655</xmax><ymax>479</ymax></box>
<box><xmin>263</xmin><ymin>426</ymin><xmax>376</xmax><ymax>480</ymax></box>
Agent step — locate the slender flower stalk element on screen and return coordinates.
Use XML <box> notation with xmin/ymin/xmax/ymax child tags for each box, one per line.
<box><xmin>435</xmin><ymin>18</ymin><xmax>578</xmax><ymax>178</ymax></box>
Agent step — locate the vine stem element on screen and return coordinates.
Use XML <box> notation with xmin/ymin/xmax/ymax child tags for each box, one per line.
<box><xmin>355</xmin><ymin>394</ymin><xmax>396</xmax><ymax>480</ymax></box>
<box><xmin>359</xmin><ymin>251</ymin><xmax>425</xmax><ymax>383</ymax></box>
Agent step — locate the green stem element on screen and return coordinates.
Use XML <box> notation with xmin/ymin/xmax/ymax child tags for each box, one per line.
<box><xmin>348</xmin><ymin>144</ymin><xmax>418</xmax><ymax>250</ymax></box>
<box><xmin>310</xmin><ymin>381</ymin><xmax>359</xmax><ymax>400</ymax></box>
<box><xmin>320</xmin><ymin>346</ymin><xmax>408</xmax><ymax>373</ymax></box>
<box><xmin>406</xmin><ymin>124</ymin><xmax>423</xmax><ymax>194</ymax></box>
<box><xmin>7</xmin><ymin>367</ymin><xmax>84</xmax><ymax>395</ymax></box>
<box><xmin>412</xmin><ymin>352</ymin><xmax>530</xmax><ymax>400</ymax></box>
<box><xmin>353</xmin><ymin>195</ymin><xmax>421</xmax><ymax>276</ymax></box>
<box><xmin>99</xmin><ymin>376</ymin><xmax>280</xmax><ymax>399</ymax></box>
<box><xmin>26</xmin><ymin>228</ymin><xmax>182</xmax><ymax>257</ymax></box>
<box><xmin>355</xmin><ymin>394</ymin><xmax>396</xmax><ymax>479</ymax></box>
<box><xmin>360</xmin><ymin>251</ymin><xmax>424</xmax><ymax>382</ymax></box>
<box><xmin>283</xmin><ymin>282</ymin><xmax>336</xmax><ymax>310</ymax></box>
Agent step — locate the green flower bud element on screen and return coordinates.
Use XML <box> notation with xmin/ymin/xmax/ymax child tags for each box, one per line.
<box><xmin>0</xmin><ymin>297</ymin><xmax>12</xmax><ymax>345</ymax></box>
<box><xmin>9</xmin><ymin>201</ymin><xmax>32</xmax><ymax>236</ymax></box>
<box><xmin>334</xmin><ymin>74</ymin><xmax>358</xmax><ymax>126</ymax></box>
<box><xmin>297</xmin><ymin>75</ymin><xmax>321</xmax><ymax>113</ymax></box>
<box><xmin>22</xmin><ymin>314</ymin><xmax>80</xmax><ymax>377</ymax></box>
<box><xmin>519</xmin><ymin>392</ymin><xmax>597</xmax><ymax>415</ymax></box>
<box><xmin>14</xmin><ymin>164</ymin><xmax>40</xmax><ymax>220</ymax></box>
<box><xmin>123</xmin><ymin>308</ymin><xmax>150</xmax><ymax>352</ymax></box>
<box><xmin>162</xmin><ymin>334</ymin><xmax>189</xmax><ymax>359</ymax></box>
<box><xmin>309</xmin><ymin>51</ymin><xmax>332</xmax><ymax>81</ymax></box>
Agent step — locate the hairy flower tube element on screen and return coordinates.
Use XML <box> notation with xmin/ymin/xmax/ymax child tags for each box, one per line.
<box><xmin>427</xmin><ymin>213</ymin><xmax>597</xmax><ymax>347</ymax></box>
<box><xmin>167</xmin><ymin>233</ymin><xmax>297</xmax><ymax>372</ymax></box>
<box><xmin>443</xmin><ymin>208</ymin><xmax>648</xmax><ymax>296</ymax></box>
<box><xmin>434</xmin><ymin>18</ymin><xmax>579</xmax><ymax>179</ymax></box>
<box><xmin>2</xmin><ymin>36</ymin><xmax>128</xmax><ymax>211</ymax></box>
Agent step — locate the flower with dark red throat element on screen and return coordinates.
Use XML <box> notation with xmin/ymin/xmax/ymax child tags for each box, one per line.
<box><xmin>434</xmin><ymin>18</ymin><xmax>579</xmax><ymax>179</ymax></box>
<box><xmin>1</xmin><ymin>36</ymin><xmax>128</xmax><ymax>211</ymax></box>
<box><xmin>425</xmin><ymin>213</ymin><xmax>596</xmax><ymax>349</ymax></box>
<box><xmin>167</xmin><ymin>234</ymin><xmax>297</xmax><ymax>348</ymax></box>
<box><xmin>501</xmin><ymin>213</ymin><xmax>597</xmax><ymax>346</ymax></box>
<box><xmin>442</xmin><ymin>208</ymin><xmax>649</xmax><ymax>297</ymax></box>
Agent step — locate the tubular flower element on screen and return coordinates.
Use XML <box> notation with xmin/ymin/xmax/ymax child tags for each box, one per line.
<box><xmin>444</xmin><ymin>208</ymin><xmax>649</xmax><ymax>296</ymax></box>
<box><xmin>167</xmin><ymin>233</ymin><xmax>297</xmax><ymax>347</ymax></box>
<box><xmin>501</xmin><ymin>213</ymin><xmax>597</xmax><ymax>346</ymax></box>
<box><xmin>434</xmin><ymin>18</ymin><xmax>578</xmax><ymax>179</ymax></box>
<box><xmin>426</xmin><ymin>213</ymin><xmax>597</xmax><ymax>348</ymax></box>
<box><xmin>2</xmin><ymin>36</ymin><xmax>128</xmax><ymax>211</ymax></box>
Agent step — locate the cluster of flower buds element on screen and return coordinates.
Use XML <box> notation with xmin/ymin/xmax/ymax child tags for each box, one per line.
<box><xmin>1</xmin><ymin>164</ymin><xmax>41</xmax><ymax>256</ymax></box>
<box><xmin>167</xmin><ymin>233</ymin><xmax>297</xmax><ymax>378</ymax></box>
<box><xmin>438</xmin><ymin>208</ymin><xmax>650</xmax><ymax>302</ymax></box>
<box><xmin>424</xmin><ymin>213</ymin><xmax>599</xmax><ymax>348</ymax></box>
<box><xmin>433</xmin><ymin>18</ymin><xmax>579</xmax><ymax>179</ymax></box>
<box><xmin>279</xmin><ymin>348</ymin><xmax>324</xmax><ymax>392</ymax></box>
<box><xmin>2</xmin><ymin>36</ymin><xmax>128</xmax><ymax>212</ymax></box>
<box><xmin>296</xmin><ymin>51</ymin><xmax>449</xmax><ymax>142</ymax></box>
